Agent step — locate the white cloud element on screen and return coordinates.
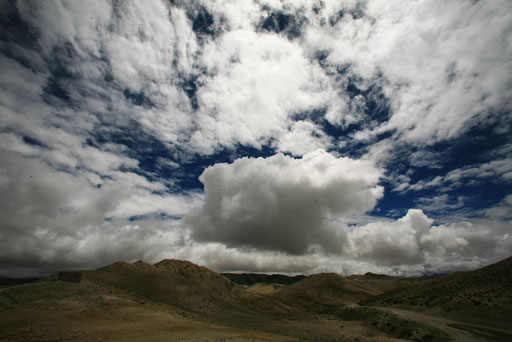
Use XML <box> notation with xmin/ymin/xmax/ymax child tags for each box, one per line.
<box><xmin>12</xmin><ymin>0</ymin><xmax>198</xmax><ymax>149</ymax></box>
<box><xmin>200</xmin><ymin>0</ymin><xmax>261</xmax><ymax>31</ymax></box>
<box><xmin>374</xmin><ymin>0</ymin><xmax>512</xmax><ymax>143</ymax></box>
<box><xmin>192</xmin><ymin>29</ymin><xmax>330</xmax><ymax>152</ymax></box>
<box><xmin>303</xmin><ymin>0</ymin><xmax>512</xmax><ymax>158</ymax></box>
<box><xmin>10</xmin><ymin>0</ymin><xmax>510</xmax><ymax>161</ymax></box>
<box><xmin>275</xmin><ymin>120</ymin><xmax>332</xmax><ymax>156</ymax></box>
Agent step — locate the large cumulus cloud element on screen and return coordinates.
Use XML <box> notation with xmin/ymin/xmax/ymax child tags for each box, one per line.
<box><xmin>188</xmin><ymin>149</ymin><xmax>383</xmax><ymax>254</ymax></box>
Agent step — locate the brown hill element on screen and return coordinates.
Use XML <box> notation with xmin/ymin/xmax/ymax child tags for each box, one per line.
<box><xmin>246</xmin><ymin>283</ymin><xmax>286</xmax><ymax>295</ymax></box>
<box><xmin>83</xmin><ymin>259</ymin><xmax>249</xmax><ymax>315</ymax></box>
<box><xmin>347</xmin><ymin>273</ymin><xmax>425</xmax><ymax>295</ymax></box>
<box><xmin>364</xmin><ymin>256</ymin><xmax>512</xmax><ymax>329</ymax></box>
<box><xmin>153</xmin><ymin>259</ymin><xmax>238</xmax><ymax>295</ymax></box>
<box><xmin>273</xmin><ymin>272</ymin><xmax>376</xmax><ymax>306</ymax></box>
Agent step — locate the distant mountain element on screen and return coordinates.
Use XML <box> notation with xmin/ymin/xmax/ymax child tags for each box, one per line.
<box><xmin>222</xmin><ymin>272</ymin><xmax>306</xmax><ymax>286</ymax></box>
<box><xmin>361</xmin><ymin>272</ymin><xmax>396</xmax><ymax>280</ymax></box>
<box><xmin>0</xmin><ymin>276</ymin><xmax>39</xmax><ymax>286</ymax></box>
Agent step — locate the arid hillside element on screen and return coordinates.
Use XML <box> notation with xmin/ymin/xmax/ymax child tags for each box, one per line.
<box><xmin>272</xmin><ymin>272</ymin><xmax>376</xmax><ymax>306</ymax></box>
<box><xmin>363</xmin><ymin>256</ymin><xmax>512</xmax><ymax>330</ymax></box>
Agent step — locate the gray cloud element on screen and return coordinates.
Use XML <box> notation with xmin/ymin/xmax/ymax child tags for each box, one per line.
<box><xmin>345</xmin><ymin>208</ymin><xmax>511</xmax><ymax>268</ymax></box>
<box><xmin>188</xmin><ymin>150</ymin><xmax>383</xmax><ymax>254</ymax></box>
<box><xmin>182</xmin><ymin>206</ymin><xmax>511</xmax><ymax>276</ymax></box>
<box><xmin>0</xmin><ymin>150</ymin><xmax>202</xmax><ymax>277</ymax></box>
<box><xmin>345</xmin><ymin>210</ymin><xmax>432</xmax><ymax>266</ymax></box>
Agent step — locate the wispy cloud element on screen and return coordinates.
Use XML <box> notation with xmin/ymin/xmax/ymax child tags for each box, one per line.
<box><xmin>395</xmin><ymin>158</ymin><xmax>512</xmax><ymax>193</ymax></box>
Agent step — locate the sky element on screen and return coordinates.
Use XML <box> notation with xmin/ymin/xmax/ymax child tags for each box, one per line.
<box><xmin>1</xmin><ymin>0</ymin><xmax>511</xmax><ymax>278</ymax></box>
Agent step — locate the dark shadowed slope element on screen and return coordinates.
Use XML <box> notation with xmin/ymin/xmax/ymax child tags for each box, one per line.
<box><xmin>364</xmin><ymin>256</ymin><xmax>512</xmax><ymax>329</ymax></box>
<box><xmin>222</xmin><ymin>273</ymin><xmax>306</xmax><ymax>286</ymax></box>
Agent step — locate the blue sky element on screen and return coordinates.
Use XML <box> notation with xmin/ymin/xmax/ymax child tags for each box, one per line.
<box><xmin>1</xmin><ymin>0</ymin><xmax>511</xmax><ymax>277</ymax></box>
